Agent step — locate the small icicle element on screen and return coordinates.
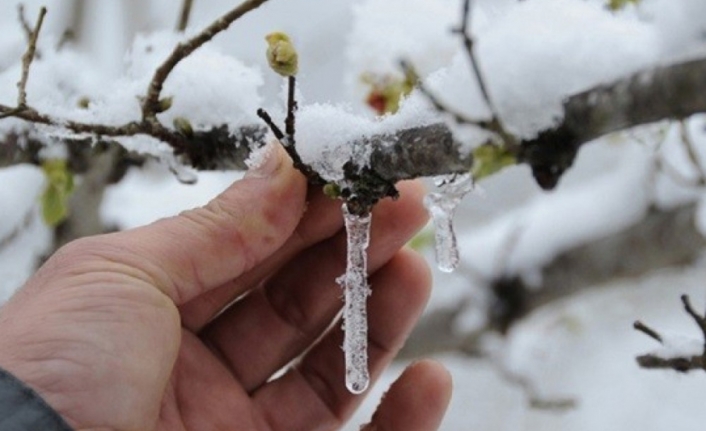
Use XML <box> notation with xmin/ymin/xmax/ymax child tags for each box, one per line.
<box><xmin>335</xmin><ymin>204</ymin><xmax>372</xmax><ymax>394</ymax></box>
<box><xmin>424</xmin><ymin>173</ymin><xmax>474</xmax><ymax>273</ymax></box>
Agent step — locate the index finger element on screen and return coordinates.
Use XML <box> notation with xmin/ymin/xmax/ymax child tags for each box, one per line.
<box><xmin>67</xmin><ymin>144</ymin><xmax>307</xmax><ymax>305</ymax></box>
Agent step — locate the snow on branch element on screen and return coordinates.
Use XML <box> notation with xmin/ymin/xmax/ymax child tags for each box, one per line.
<box><xmin>517</xmin><ymin>56</ymin><xmax>706</xmax><ymax>189</ymax></box>
<box><xmin>2</xmin><ymin>6</ymin><xmax>706</xmax><ymax>194</ymax></box>
<box><xmin>0</xmin><ymin>0</ymin><xmax>272</xmax><ymax>159</ymax></box>
<box><xmin>399</xmin><ymin>203</ymin><xmax>706</xmax><ymax>358</ymax></box>
<box><xmin>634</xmin><ymin>295</ymin><xmax>706</xmax><ymax>373</ymax></box>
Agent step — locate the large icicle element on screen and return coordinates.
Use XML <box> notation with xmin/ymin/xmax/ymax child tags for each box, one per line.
<box><xmin>336</xmin><ymin>204</ymin><xmax>372</xmax><ymax>394</ymax></box>
<box><xmin>423</xmin><ymin>173</ymin><xmax>474</xmax><ymax>273</ymax></box>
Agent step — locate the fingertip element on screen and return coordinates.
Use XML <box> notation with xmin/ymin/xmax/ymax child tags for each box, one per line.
<box><xmin>393</xmin><ymin>180</ymin><xmax>429</xmax><ymax>224</ymax></box>
<box><xmin>406</xmin><ymin>359</ymin><xmax>453</xmax><ymax>406</ymax></box>
<box><xmin>396</xmin><ymin>179</ymin><xmax>427</xmax><ymax>202</ymax></box>
<box><xmin>364</xmin><ymin>359</ymin><xmax>452</xmax><ymax>431</ymax></box>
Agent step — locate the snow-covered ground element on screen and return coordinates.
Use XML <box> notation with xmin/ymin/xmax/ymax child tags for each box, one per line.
<box><xmin>1</xmin><ymin>0</ymin><xmax>706</xmax><ymax>429</ymax></box>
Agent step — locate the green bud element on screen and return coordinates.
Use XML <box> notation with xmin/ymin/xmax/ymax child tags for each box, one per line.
<box><xmin>40</xmin><ymin>159</ymin><xmax>74</xmax><ymax>226</ymax></box>
<box><xmin>265</xmin><ymin>32</ymin><xmax>299</xmax><ymax>77</ymax></box>
<box><xmin>157</xmin><ymin>96</ymin><xmax>174</xmax><ymax>113</ymax></box>
<box><xmin>173</xmin><ymin>117</ymin><xmax>193</xmax><ymax>137</ymax></box>
<box><xmin>323</xmin><ymin>182</ymin><xmax>342</xmax><ymax>199</ymax></box>
<box><xmin>77</xmin><ymin>96</ymin><xmax>90</xmax><ymax>109</ymax></box>
<box><xmin>606</xmin><ymin>0</ymin><xmax>640</xmax><ymax>11</ymax></box>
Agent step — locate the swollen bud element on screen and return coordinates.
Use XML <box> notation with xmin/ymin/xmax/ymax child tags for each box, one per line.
<box><xmin>173</xmin><ymin>117</ymin><xmax>193</xmax><ymax>137</ymax></box>
<box><xmin>77</xmin><ymin>96</ymin><xmax>90</xmax><ymax>109</ymax></box>
<box><xmin>265</xmin><ymin>31</ymin><xmax>299</xmax><ymax>77</ymax></box>
<box><xmin>157</xmin><ymin>96</ymin><xmax>174</xmax><ymax>113</ymax></box>
<box><xmin>323</xmin><ymin>182</ymin><xmax>342</xmax><ymax>199</ymax></box>
<box><xmin>40</xmin><ymin>159</ymin><xmax>75</xmax><ymax>227</ymax></box>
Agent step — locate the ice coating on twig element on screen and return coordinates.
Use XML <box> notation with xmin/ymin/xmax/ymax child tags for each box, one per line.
<box><xmin>336</xmin><ymin>204</ymin><xmax>372</xmax><ymax>394</ymax></box>
<box><xmin>424</xmin><ymin>173</ymin><xmax>474</xmax><ymax>272</ymax></box>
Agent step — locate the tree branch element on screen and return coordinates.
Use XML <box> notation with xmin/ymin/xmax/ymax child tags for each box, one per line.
<box><xmin>634</xmin><ymin>294</ymin><xmax>706</xmax><ymax>373</ymax></box>
<box><xmin>490</xmin><ymin>204</ymin><xmax>705</xmax><ymax>332</ymax></box>
<box><xmin>3</xmin><ymin>47</ymin><xmax>706</xmax><ymax>192</ymax></box>
<box><xmin>141</xmin><ymin>0</ymin><xmax>271</xmax><ymax>122</ymax></box>
<box><xmin>398</xmin><ymin>203</ymin><xmax>706</xmax><ymax>360</ymax></box>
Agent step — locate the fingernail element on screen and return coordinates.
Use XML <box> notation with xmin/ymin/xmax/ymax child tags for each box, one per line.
<box><xmin>245</xmin><ymin>142</ymin><xmax>282</xmax><ymax>178</ymax></box>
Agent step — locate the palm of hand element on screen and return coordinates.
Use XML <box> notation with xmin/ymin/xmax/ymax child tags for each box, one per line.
<box><xmin>0</xmin><ymin>152</ymin><xmax>450</xmax><ymax>431</ymax></box>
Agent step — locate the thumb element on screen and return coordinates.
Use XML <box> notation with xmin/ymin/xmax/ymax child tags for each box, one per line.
<box><xmin>73</xmin><ymin>143</ymin><xmax>307</xmax><ymax>305</ymax></box>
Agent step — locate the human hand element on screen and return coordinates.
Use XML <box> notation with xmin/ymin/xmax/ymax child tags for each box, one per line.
<box><xmin>0</xmin><ymin>144</ymin><xmax>451</xmax><ymax>431</ymax></box>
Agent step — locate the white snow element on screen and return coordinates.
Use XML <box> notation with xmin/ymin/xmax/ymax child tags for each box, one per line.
<box><xmin>295</xmin><ymin>94</ymin><xmax>438</xmax><ymax>181</ymax></box>
<box><xmin>648</xmin><ymin>333</ymin><xmax>703</xmax><ymax>359</ymax></box>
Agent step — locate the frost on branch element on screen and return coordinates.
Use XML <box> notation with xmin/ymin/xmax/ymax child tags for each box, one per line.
<box><xmin>424</xmin><ymin>172</ymin><xmax>474</xmax><ymax>273</ymax></box>
<box><xmin>336</xmin><ymin>204</ymin><xmax>372</xmax><ymax>394</ymax></box>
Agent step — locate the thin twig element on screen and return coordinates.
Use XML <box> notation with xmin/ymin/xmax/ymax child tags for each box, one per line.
<box><xmin>256</xmin><ymin>108</ymin><xmax>323</xmax><ymax>185</ymax></box>
<box><xmin>454</xmin><ymin>0</ymin><xmax>495</xmax><ymax>121</ymax></box>
<box><xmin>142</xmin><ymin>0</ymin><xmax>271</xmax><ymax>122</ymax></box>
<box><xmin>17</xmin><ymin>7</ymin><xmax>46</xmax><ymax>108</ymax></box>
<box><xmin>0</xmin><ymin>103</ymin><xmax>186</xmax><ymax>150</ymax></box>
<box><xmin>177</xmin><ymin>0</ymin><xmax>195</xmax><ymax>32</ymax></box>
<box><xmin>635</xmin><ymin>296</ymin><xmax>706</xmax><ymax>372</ymax></box>
<box><xmin>453</xmin><ymin>0</ymin><xmax>516</xmax><ymax>147</ymax></box>
<box><xmin>17</xmin><ymin>4</ymin><xmax>34</xmax><ymax>41</ymax></box>
<box><xmin>0</xmin><ymin>107</ymin><xmax>27</xmax><ymax>120</ymax></box>
<box><xmin>256</xmin><ymin>108</ymin><xmax>285</xmax><ymax>141</ymax></box>
<box><xmin>633</xmin><ymin>320</ymin><xmax>663</xmax><ymax>343</ymax></box>
<box><xmin>399</xmin><ymin>60</ymin><xmax>494</xmax><ymax>130</ymax></box>
<box><xmin>681</xmin><ymin>294</ymin><xmax>706</xmax><ymax>352</ymax></box>
<box><xmin>285</xmin><ymin>75</ymin><xmax>297</xmax><ymax>144</ymax></box>
<box><xmin>636</xmin><ymin>354</ymin><xmax>703</xmax><ymax>372</ymax></box>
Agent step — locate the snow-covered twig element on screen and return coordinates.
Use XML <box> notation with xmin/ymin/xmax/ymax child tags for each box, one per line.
<box><xmin>453</xmin><ymin>0</ymin><xmax>514</xmax><ymax>147</ymax></box>
<box><xmin>490</xmin><ymin>204</ymin><xmax>705</xmax><ymax>331</ymax></box>
<box><xmin>455</xmin><ymin>0</ymin><xmax>495</xmax><ymax>124</ymax></box>
<box><xmin>141</xmin><ymin>0</ymin><xmax>271</xmax><ymax>123</ymax></box>
<box><xmin>635</xmin><ymin>295</ymin><xmax>706</xmax><ymax>373</ymax></box>
<box><xmin>400</xmin><ymin>60</ymin><xmax>493</xmax><ymax>131</ymax></box>
<box><xmin>256</xmin><ymin>108</ymin><xmax>323</xmax><ymax>186</ymax></box>
<box><xmin>2</xmin><ymin>25</ymin><xmax>706</xmax><ymax>191</ymax></box>
<box><xmin>398</xmin><ymin>204</ymin><xmax>706</xmax><ymax>360</ymax></box>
